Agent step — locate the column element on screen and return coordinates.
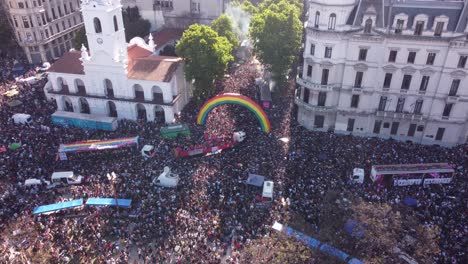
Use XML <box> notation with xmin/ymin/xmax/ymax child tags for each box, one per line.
<box><xmin>164</xmin><ymin>107</ymin><xmax>174</xmax><ymax>124</ymax></box>
<box><xmin>39</xmin><ymin>45</ymin><xmax>48</xmax><ymax>62</ymax></box>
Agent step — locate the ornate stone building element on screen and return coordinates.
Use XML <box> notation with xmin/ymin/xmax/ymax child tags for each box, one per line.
<box><xmin>297</xmin><ymin>0</ymin><xmax>468</xmax><ymax>146</ymax></box>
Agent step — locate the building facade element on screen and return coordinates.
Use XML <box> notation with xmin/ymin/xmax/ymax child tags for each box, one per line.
<box><xmin>122</xmin><ymin>0</ymin><xmax>224</xmax><ymax>31</ymax></box>
<box><xmin>297</xmin><ymin>0</ymin><xmax>468</xmax><ymax>147</ymax></box>
<box><xmin>43</xmin><ymin>0</ymin><xmax>191</xmax><ymax>124</ymax></box>
<box><xmin>2</xmin><ymin>0</ymin><xmax>84</xmax><ymax>63</ymax></box>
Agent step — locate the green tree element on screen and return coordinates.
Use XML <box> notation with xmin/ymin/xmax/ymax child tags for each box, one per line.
<box><xmin>176</xmin><ymin>24</ymin><xmax>233</xmax><ymax>103</ymax></box>
<box><xmin>249</xmin><ymin>0</ymin><xmax>302</xmax><ymax>89</ymax></box>
<box><xmin>73</xmin><ymin>27</ymin><xmax>88</xmax><ymax>50</ymax></box>
<box><xmin>259</xmin><ymin>0</ymin><xmax>303</xmax><ymax>14</ymax></box>
<box><xmin>211</xmin><ymin>14</ymin><xmax>240</xmax><ymax>50</ymax></box>
<box><xmin>122</xmin><ymin>6</ymin><xmax>151</xmax><ymax>42</ymax></box>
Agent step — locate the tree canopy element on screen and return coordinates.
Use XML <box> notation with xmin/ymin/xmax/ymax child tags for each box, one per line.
<box><xmin>176</xmin><ymin>24</ymin><xmax>233</xmax><ymax>103</ymax></box>
<box><xmin>73</xmin><ymin>27</ymin><xmax>88</xmax><ymax>50</ymax></box>
<box><xmin>211</xmin><ymin>14</ymin><xmax>240</xmax><ymax>50</ymax></box>
<box><xmin>249</xmin><ymin>0</ymin><xmax>302</xmax><ymax>88</ymax></box>
<box><xmin>122</xmin><ymin>7</ymin><xmax>151</xmax><ymax>42</ymax></box>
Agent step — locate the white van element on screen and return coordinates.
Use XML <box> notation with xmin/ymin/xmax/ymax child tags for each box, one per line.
<box><xmin>262</xmin><ymin>181</ymin><xmax>274</xmax><ymax>201</ymax></box>
<box><xmin>51</xmin><ymin>171</ymin><xmax>83</xmax><ymax>186</ymax></box>
<box><xmin>350</xmin><ymin>168</ymin><xmax>365</xmax><ymax>184</ymax></box>
<box><xmin>153</xmin><ymin>167</ymin><xmax>179</xmax><ymax>188</ymax></box>
<box><xmin>24</xmin><ymin>178</ymin><xmax>51</xmax><ymax>187</ymax></box>
<box><xmin>12</xmin><ymin>113</ymin><xmax>32</xmax><ymax>125</ymax></box>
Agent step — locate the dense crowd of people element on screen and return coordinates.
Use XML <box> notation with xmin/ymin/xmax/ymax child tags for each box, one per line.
<box><xmin>0</xmin><ymin>54</ymin><xmax>466</xmax><ymax>264</ymax></box>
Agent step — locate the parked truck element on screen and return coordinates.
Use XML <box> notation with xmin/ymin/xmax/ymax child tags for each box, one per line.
<box><xmin>51</xmin><ymin>111</ymin><xmax>118</xmax><ymax>131</ymax></box>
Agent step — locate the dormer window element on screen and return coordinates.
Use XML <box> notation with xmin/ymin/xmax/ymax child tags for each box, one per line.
<box><xmin>434</xmin><ymin>22</ymin><xmax>444</xmax><ymax>37</ymax></box>
<box><xmin>364</xmin><ymin>19</ymin><xmax>372</xmax><ymax>34</ymax></box>
<box><xmin>314</xmin><ymin>11</ymin><xmax>320</xmax><ymax>28</ymax></box>
<box><xmin>414</xmin><ymin>21</ymin><xmax>424</xmax><ymax>36</ymax></box>
<box><xmin>395</xmin><ymin>19</ymin><xmax>404</xmax><ymax>34</ymax></box>
<box><xmin>328</xmin><ymin>13</ymin><xmax>336</xmax><ymax>30</ymax></box>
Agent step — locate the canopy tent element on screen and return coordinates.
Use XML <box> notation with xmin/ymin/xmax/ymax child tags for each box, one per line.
<box><xmin>85</xmin><ymin>198</ymin><xmax>132</xmax><ymax>208</ymax></box>
<box><xmin>8</xmin><ymin>143</ymin><xmax>21</xmax><ymax>150</ymax></box>
<box><xmin>246</xmin><ymin>173</ymin><xmax>265</xmax><ymax>187</ymax></box>
<box><xmin>6</xmin><ymin>100</ymin><xmax>23</xmax><ymax>107</ymax></box>
<box><xmin>403</xmin><ymin>197</ymin><xmax>417</xmax><ymax>206</ymax></box>
<box><xmin>344</xmin><ymin>219</ymin><xmax>366</xmax><ymax>238</ymax></box>
<box><xmin>33</xmin><ymin>199</ymin><xmax>83</xmax><ymax>215</ymax></box>
<box><xmin>58</xmin><ymin>136</ymin><xmax>139</xmax><ymax>153</ymax></box>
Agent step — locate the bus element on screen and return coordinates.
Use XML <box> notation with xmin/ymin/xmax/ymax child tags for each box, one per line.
<box><xmin>51</xmin><ymin>111</ymin><xmax>118</xmax><ymax>131</ymax></box>
<box><xmin>370</xmin><ymin>163</ymin><xmax>455</xmax><ymax>187</ymax></box>
<box><xmin>160</xmin><ymin>123</ymin><xmax>190</xmax><ymax>139</ymax></box>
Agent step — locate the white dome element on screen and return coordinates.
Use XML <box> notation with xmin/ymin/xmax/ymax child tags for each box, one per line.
<box><xmin>310</xmin><ymin>0</ymin><xmax>357</xmax><ymax>6</ymax></box>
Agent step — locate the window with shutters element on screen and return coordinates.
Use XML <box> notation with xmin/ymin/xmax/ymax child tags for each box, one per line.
<box><xmin>378</xmin><ymin>96</ymin><xmax>387</xmax><ymax>111</ymax></box>
<box><xmin>449</xmin><ymin>79</ymin><xmax>460</xmax><ymax>96</ymax></box>
<box><xmin>358</xmin><ymin>49</ymin><xmax>367</xmax><ymax>61</ymax></box>
<box><xmin>383</xmin><ymin>73</ymin><xmax>392</xmax><ymax>88</ymax></box>
<box><xmin>364</xmin><ymin>19</ymin><xmax>372</xmax><ymax>33</ymax></box>
<box><xmin>324</xmin><ymin>47</ymin><xmax>332</xmax><ymax>58</ymax></box>
<box><xmin>351</xmin><ymin>94</ymin><xmax>360</xmax><ymax>108</ymax></box>
<box><xmin>396</xmin><ymin>97</ymin><xmax>405</xmax><ymax>112</ymax></box>
<box><xmin>321</xmin><ymin>69</ymin><xmax>329</xmax><ymax>85</ymax></box>
<box><xmin>306</xmin><ymin>65</ymin><xmax>312</xmax><ymax>77</ymax></box>
<box><xmin>426</xmin><ymin>53</ymin><xmax>436</xmax><ymax>65</ymax></box>
<box><xmin>435</xmin><ymin>127</ymin><xmax>445</xmax><ymax>141</ymax></box>
<box><xmin>414</xmin><ymin>21</ymin><xmax>424</xmax><ymax>35</ymax></box>
<box><xmin>354</xmin><ymin>72</ymin><xmax>363</xmax><ymax>88</ymax></box>
<box><xmin>328</xmin><ymin>14</ymin><xmax>336</xmax><ymax>30</ymax></box>
<box><xmin>442</xmin><ymin>103</ymin><xmax>453</xmax><ymax>117</ymax></box>
<box><xmin>457</xmin><ymin>56</ymin><xmax>467</xmax><ymax>68</ymax></box>
<box><xmin>401</xmin><ymin>75</ymin><xmax>412</xmax><ymax>90</ymax></box>
<box><xmin>318</xmin><ymin>92</ymin><xmax>327</xmax><ymax>106</ymax></box>
<box><xmin>395</xmin><ymin>19</ymin><xmax>404</xmax><ymax>34</ymax></box>
<box><xmin>347</xmin><ymin>119</ymin><xmax>355</xmax><ymax>132</ymax></box>
<box><xmin>414</xmin><ymin>99</ymin><xmax>423</xmax><ymax>114</ymax></box>
<box><xmin>434</xmin><ymin>22</ymin><xmax>444</xmax><ymax>37</ymax></box>
<box><xmin>388</xmin><ymin>50</ymin><xmax>397</xmax><ymax>62</ymax></box>
<box><xmin>407</xmin><ymin>51</ymin><xmax>416</xmax><ymax>64</ymax></box>
<box><xmin>419</xmin><ymin>76</ymin><xmax>430</xmax><ymax>91</ymax></box>
<box><xmin>373</xmin><ymin>120</ymin><xmax>382</xmax><ymax>134</ymax></box>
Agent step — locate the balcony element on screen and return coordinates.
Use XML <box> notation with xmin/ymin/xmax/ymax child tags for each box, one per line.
<box><xmin>295</xmin><ymin>98</ymin><xmax>337</xmax><ymax>113</ymax></box>
<box><xmin>376</xmin><ymin>110</ymin><xmax>425</xmax><ymax>121</ymax></box>
<box><xmin>48</xmin><ymin>89</ymin><xmax>179</xmax><ymax>106</ymax></box>
<box><xmin>297</xmin><ymin>78</ymin><xmax>335</xmax><ymax>91</ymax></box>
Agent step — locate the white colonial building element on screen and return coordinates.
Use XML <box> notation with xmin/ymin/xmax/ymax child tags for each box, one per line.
<box><xmin>297</xmin><ymin>0</ymin><xmax>468</xmax><ymax>146</ymax></box>
<box><xmin>44</xmin><ymin>0</ymin><xmax>191</xmax><ymax>124</ymax></box>
<box><xmin>122</xmin><ymin>0</ymin><xmax>225</xmax><ymax>31</ymax></box>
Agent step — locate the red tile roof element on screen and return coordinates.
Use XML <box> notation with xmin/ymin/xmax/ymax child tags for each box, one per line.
<box><xmin>127</xmin><ymin>56</ymin><xmax>182</xmax><ymax>82</ymax></box>
<box><xmin>48</xmin><ymin>51</ymin><xmax>84</xmax><ymax>75</ymax></box>
<box><xmin>127</xmin><ymin>44</ymin><xmax>152</xmax><ymax>60</ymax></box>
<box><xmin>150</xmin><ymin>28</ymin><xmax>185</xmax><ymax>48</ymax></box>
<box><xmin>48</xmin><ymin>45</ymin><xmax>182</xmax><ymax>82</ymax></box>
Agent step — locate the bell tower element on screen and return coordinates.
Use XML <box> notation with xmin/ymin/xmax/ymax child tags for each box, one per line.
<box><xmin>80</xmin><ymin>0</ymin><xmax>127</xmax><ymax>64</ymax></box>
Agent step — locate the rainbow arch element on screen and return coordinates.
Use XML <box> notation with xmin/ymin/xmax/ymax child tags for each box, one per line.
<box><xmin>196</xmin><ymin>93</ymin><xmax>271</xmax><ymax>133</ymax></box>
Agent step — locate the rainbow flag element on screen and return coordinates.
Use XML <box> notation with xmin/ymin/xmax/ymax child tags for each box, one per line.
<box><xmin>58</xmin><ymin>136</ymin><xmax>139</xmax><ymax>153</ymax></box>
